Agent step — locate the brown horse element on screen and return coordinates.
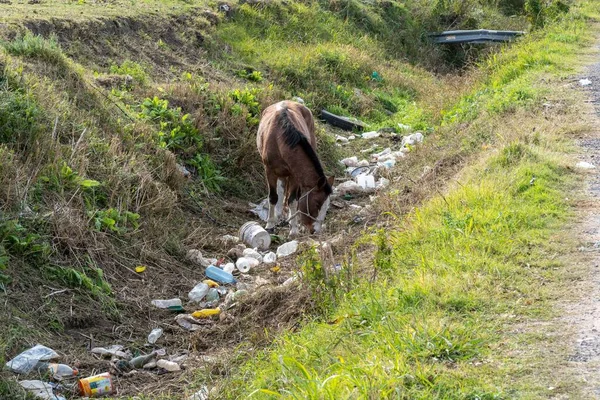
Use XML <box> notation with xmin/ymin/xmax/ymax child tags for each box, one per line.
<box><xmin>257</xmin><ymin>101</ymin><xmax>334</xmax><ymax>237</ymax></box>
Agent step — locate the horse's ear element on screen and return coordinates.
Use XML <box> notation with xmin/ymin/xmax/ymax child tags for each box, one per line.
<box><xmin>326</xmin><ymin>175</ymin><xmax>335</xmax><ymax>186</ymax></box>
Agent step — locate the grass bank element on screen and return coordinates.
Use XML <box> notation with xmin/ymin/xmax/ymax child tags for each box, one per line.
<box><xmin>213</xmin><ymin>2</ymin><xmax>600</xmax><ymax>398</ymax></box>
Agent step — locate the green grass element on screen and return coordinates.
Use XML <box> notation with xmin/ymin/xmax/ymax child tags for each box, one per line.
<box><xmin>213</xmin><ymin>2</ymin><xmax>599</xmax><ymax>398</ymax></box>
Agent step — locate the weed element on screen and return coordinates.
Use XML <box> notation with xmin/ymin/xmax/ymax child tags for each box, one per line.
<box><xmin>88</xmin><ymin>208</ymin><xmax>140</xmax><ymax>234</ymax></box>
<box><xmin>229</xmin><ymin>87</ymin><xmax>261</xmax><ymax>126</ymax></box>
<box><xmin>109</xmin><ymin>60</ymin><xmax>149</xmax><ymax>85</ymax></box>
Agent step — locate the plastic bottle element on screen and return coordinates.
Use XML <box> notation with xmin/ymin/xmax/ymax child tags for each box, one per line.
<box><xmin>206</xmin><ymin>288</ymin><xmax>219</xmax><ymax>302</ymax></box>
<box><xmin>242</xmin><ymin>248</ymin><xmax>263</xmax><ymax>262</ymax></box>
<box><xmin>147</xmin><ymin>328</ymin><xmax>163</xmax><ymax>344</ymax></box>
<box><xmin>36</xmin><ymin>362</ymin><xmax>78</xmax><ymax>380</ymax></box>
<box><xmin>129</xmin><ymin>352</ymin><xmax>157</xmax><ymax>369</ymax></box>
<box><xmin>191</xmin><ymin>308</ymin><xmax>221</xmax><ymax>319</ymax></box>
<box><xmin>188</xmin><ymin>283</ymin><xmax>209</xmax><ymax>303</ymax></box>
<box><xmin>222</xmin><ymin>263</ymin><xmax>235</xmax><ymax>274</ymax></box>
<box><xmin>263</xmin><ymin>252</ymin><xmax>277</xmax><ymax>264</ymax></box>
<box><xmin>205</xmin><ymin>266</ymin><xmax>236</xmax><ymax>284</ymax></box>
<box><xmin>235</xmin><ymin>257</ymin><xmax>251</xmax><ymax>273</ymax></box>
<box><xmin>156</xmin><ymin>359</ymin><xmax>181</xmax><ymax>372</ymax></box>
<box><xmin>151</xmin><ymin>299</ymin><xmax>183</xmax><ymax>311</ymax></box>
<box><xmin>276</xmin><ymin>241</ymin><xmax>299</xmax><ymax>258</ymax></box>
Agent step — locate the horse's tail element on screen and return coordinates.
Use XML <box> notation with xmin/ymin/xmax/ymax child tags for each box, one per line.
<box><xmin>279</xmin><ymin>107</ymin><xmax>332</xmax><ymax>195</ymax></box>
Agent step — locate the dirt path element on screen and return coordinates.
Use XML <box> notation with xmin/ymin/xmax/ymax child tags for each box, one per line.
<box><xmin>553</xmin><ymin>43</ymin><xmax>600</xmax><ymax>399</ymax></box>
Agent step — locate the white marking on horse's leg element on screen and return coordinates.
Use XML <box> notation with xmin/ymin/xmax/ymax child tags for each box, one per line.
<box><xmin>266</xmin><ymin>202</ymin><xmax>277</xmax><ymax>229</ymax></box>
<box><xmin>275</xmin><ymin>179</ymin><xmax>284</xmax><ymax>219</ymax></box>
<box><xmin>313</xmin><ymin>197</ymin><xmax>331</xmax><ymax>234</ymax></box>
<box><xmin>289</xmin><ymin>200</ymin><xmax>299</xmax><ymax>238</ymax></box>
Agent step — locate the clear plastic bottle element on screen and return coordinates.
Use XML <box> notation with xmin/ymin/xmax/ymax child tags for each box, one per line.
<box><xmin>188</xmin><ymin>283</ymin><xmax>209</xmax><ymax>303</ymax></box>
<box><xmin>147</xmin><ymin>328</ymin><xmax>163</xmax><ymax>344</ymax></box>
<box><xmin>151</xmin><ymin>298</ymin><xmax>183</xmax><ymax>310</ymax></box>
<box><xmin>36</xmin><ymin>362</ymin><xmax>78</xmax><ymax>380</ymax></box>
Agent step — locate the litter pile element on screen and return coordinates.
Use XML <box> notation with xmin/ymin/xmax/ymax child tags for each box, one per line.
<box><xmin>336</xmin><ymin>130</ymin><xmax>425</xmax><ymax>196</ymax></box>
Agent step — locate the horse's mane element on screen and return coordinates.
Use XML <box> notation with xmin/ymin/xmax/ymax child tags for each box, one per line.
<box><xmin>279</xmin><ymin>107</ymin><xmax>332</xmax><ymax>195</ymax></box>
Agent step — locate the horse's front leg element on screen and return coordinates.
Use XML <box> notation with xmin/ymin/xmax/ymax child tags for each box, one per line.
<box><xmin>287</xmin><ymin>186</ymin><xmax>300</xmax><ymax>238</ymax></box>
<box><xmin>275</xmin><ymin>178</ymin><xmax>285</xmax><ymax>221</ymax></box>
<box><xmin>265</xmin><ymin>170</ymin><xmax>279</xmax><ymax>231</ymax></box>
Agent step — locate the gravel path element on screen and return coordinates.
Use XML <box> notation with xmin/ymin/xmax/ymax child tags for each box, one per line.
<box><xmin>558</xmin><ymin>44</ymin><xmax>600</xmax><ymax>398</ymax></box>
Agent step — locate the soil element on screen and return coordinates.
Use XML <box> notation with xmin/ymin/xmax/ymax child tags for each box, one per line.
<box><xmin>552</xmin><ymin>41</ymin><xmax>600</xmax><ymax>399</ymax></box>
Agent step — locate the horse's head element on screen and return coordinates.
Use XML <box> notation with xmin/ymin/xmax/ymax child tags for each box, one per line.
<box><xmin>298</xmin><ymin>175</ymin><xmax>334</xmax><ymax>234</ymax></box>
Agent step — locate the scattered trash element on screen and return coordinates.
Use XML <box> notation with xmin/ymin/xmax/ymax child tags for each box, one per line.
<box><xmin>372</xmin><ymin>147</ymin><xmax>391</xmax><ymax>160</ymax></box>
<box><xmin>397</xmin><ymin>123</ymin><xmax>411</xmax><ymax>131</ymax></box>
<box><xmin>270</xmin><ymin>265</ymin><xmax>281</xmax><ymax>272</ymax></box>
<box><xmin>147</xmin><ymin>328</ymin><xmax>163</xmax><ymax>344</ymax></box>
<box><xmin>282</xmin><ymin>274</ymin><xmax>299</xmax><ymax>287</ymax></box>
<box><xmin>202</xmin><ymin>279</ymin><xmax>219</xmax><ymax>288</ymax></box>
<box><xmin>357</xmin><ymin>159</ymin><xmax>370</xmax><ymax>167</ymax></box>
<box><xmin>239</xmin><ymin>221</ymin><xmax>271</xmax><ymax>251</ymax></box>
<box><xmin>129</xmin><ymin>352</ymin><xmax>157</xmax><ymax>369</ymax></box>
<box><xmin>277</xmin><ymin>240</ymin><xmax>299</xmax><ymax>258</ymax></box>
<box><xmin>243</xmin><ymin>248</ymin><xmax>263</xmax><ymax>262</ymax></box>
<box><xmin>263</xmin><ymin>252</ymin><xmax>277</xmax><ymax>264</ymax></box>
<box><xmin>336</xmin><ymin>135</ymin><xmax>349</xmax><ymax>144</ymax></box>
<box><xmin>361</xmin><ymin>131</ymin><xmax>380</xmax><ymax>140</ymax></box>
<box><xmin>191</xmin><ymin>308</ymin><xmax>221</xmax><ymax>319</ymax></box>
<box><xmin>176</xmin><ymin>163</ymin><xmax>192</xmax><ymax>178</ymax></box>
<box><xmin>186</xmin><ymin>249</ymin><xmax>215</xmax><ymax>267</ymax></box>
<box><xmin>206</xmin><ymin>265</ymin><xmax>236</xmax><ymax>284</ymax></box>
<box><xmin>156</xmin><ymin>359</ymin><xmax>181</xmax><ymax>372</ymax></box>
<box><xmin>576</xmin><ymin>161</ymin><xmax>596</xmax><ymax>169</ymax></box>
<box><xmin>248</xmin><ymin>199</ymin><xmax>270</xmax><ymax>222</ymax></box>
<box><xmin>348</xmin><ymin>135</ymin><xmax>356</xmax><ymax>140</ymax></box>
<box><xmin>135</xmin><ymin>265</ymin><xmax>146</xmax><ymax>273</ymax></box>
<box><xmin>335</xmin><ymin>180</ymin><xmax>364</xmax><ymax>195</ymax></box>
<box><xmin>175</xmin><ymin>314</ymin><xmax>202</xmax><ymax>331</ymax></box>
<box><xmin>91</xmin><ymin>345</ymin><xmax>131</xmax><ymax>360</ymax></box>
<box><xmin>341</xmin><ymin>156</ymin><xmax>358</xmax><ymax>167</ymax></box>
<box><xmin>206</xmin><ymin>288</ymin><xmax>219</xmax><ymax>302</ymax></box>
<box><xmin>6</xmin><ymin>345</ymin><xmax>59</xmax><ymax>374</ymax></box>
<box><xmin>371</xmin><ymin>71</ymin><xmax>383</xmax><ymax>82</ymax></box>
<box><xmin>143</xmin><ymin>361</ymin><xmax>157</xmax><ymax>369</ymax></box>
<box><xmin>78</xmin><ymin>373</ymin><xmax>113</xmax><ymax>397</ymax></box>
<box><xmin>356</xmin><ymin>174</ymin><xmax>375</xmax><ymax>190</ymax></box>
<box><xmin>222</xmin><ymin>263</ymin><xmax>235</xmax><ymax>274</ymax></box>
<box><xmin>189</xmin><ymin>386</ymin><xmax>209</xmax><ymax>400</ymax></box>
<box><xmin>19</xmin><ymin>380</ymin><xmax>65</xmax><ymax>400</ymax></box>
<box><xmin>255</xmin><ymin>276</ymin><xmax>270</xmax><ymax>287</ymax></box>
<box><xmin>236</xmin><ymin>257</ymin><xmax>256</xmax><ymax>273</ymax></box>
<box><xmin>189</xmin><ymin>283</ymin><xmax>210</xmax><ymax>303</ymax></box>
<box><xmin>321</xmin><ymin>110</ymin><xmax>367</xmax><ymax>131</ymax></box>
<box><xmin>36</xmin><ymin>362</ymin><xmax>78</xmax><ymax>380</ymax></box>
<box><xmin>151</xmin><ymin>298</ymin><xmax>184</xmax><ymax>311</ymax></box>
<box><xmin>379</xmin><ymin>159</ymin><xmax>396</xmax><ymax>169</ymax></box>
<box><xmin>221</xmin><ymin>234</ymin><xmax>239</xmax><ymax>245</ymax></box>
<box><xmin>401</xmin><ymin>132</ymin><xmax>424</xmax><ymax>147</ymax></box>
<box><xmin>580</xmin><ymin>78</ymin><xmax>592</xmax><ymax>86</ymax></box>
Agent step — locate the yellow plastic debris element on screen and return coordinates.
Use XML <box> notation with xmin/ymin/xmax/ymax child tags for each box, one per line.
<box><xmin>202</xmin><ymin>279</ymin><xmax>219</xmax><ymax>288</ymax></box>
<box><xmin>192</xmin><ymin>308</ymin><xmax>221</xmax><ymax>319</ymax></box>
<box><xmin>135</xmin><ymin>266</ymin><xmax>146</xmax><ymax>273</ymax></box>
<box><xmin>270</xmin><ymin>265</ymin><xmax>281</xmax><ymax>273</ymax></box>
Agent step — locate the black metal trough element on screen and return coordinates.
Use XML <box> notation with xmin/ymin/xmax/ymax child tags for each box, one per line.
<box><xmin>430</xmin><ymin>29</ymin><xmax>525</xmax><ymax>44</ymax></box>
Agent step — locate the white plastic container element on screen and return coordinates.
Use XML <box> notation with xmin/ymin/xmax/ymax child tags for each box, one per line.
<box><xmin>263</xmin><ymin>252</ymin><xmax>277</xmax><ymax>264</ymax></box>
<box><xmin>157</xmin><ymin>359</ymin><xmax>181</xmax><ymax>372</ymax></box>
<box><xmin>239</xmin><ymin>221</ymin><xmax>271</xmax><ymax>250</ymax></box>
<box><xmin>223</xmin><ymin>263</ymin><xmax>235</xmax><ymax>274</ymax></box>
<box><xmin>236</xmin><ymin>257</ymin><xmax>259</xmax><ymax>273</ymax></box>
<box><xmin>243</xmin><ymin>248</ymin><xmax>263</xmax><ymax>263</ymax></box>
<box><xmin>151</xmin><ymin>298</ymin><xmax>183</xmax><ymax>310</ymax></box>
<box><xmin>356</xmin><ymin>174</ymin><xmax>375</xmax><ymax>190</ymax></box>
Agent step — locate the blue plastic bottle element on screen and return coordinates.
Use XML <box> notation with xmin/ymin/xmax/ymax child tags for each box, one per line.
<box><xmin>205</xmin><ymin>265</ymin><xmax>236</xmax><ymax>284</ymax></box>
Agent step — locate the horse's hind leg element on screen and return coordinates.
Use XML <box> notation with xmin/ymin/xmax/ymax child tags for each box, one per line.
<box><xmin>265</xmin><ymin>169</ymin><xmax>279</xmax><ymax>231</ymax></box>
